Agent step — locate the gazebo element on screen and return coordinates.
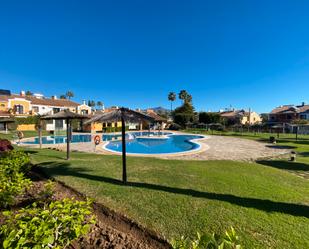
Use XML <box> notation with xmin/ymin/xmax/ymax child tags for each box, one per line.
<box><xmin>0</xmin><ymin>118</ymin><xmax>15</xmax><ymax>134</ymax></box>
<box><xmin>85</xmin><ymin>107</ymin><xmax>154</xmax><ymax>184</ymax></box>
<box><xmin>41</xmin><ymin>110</ymin><xmax>89</xmax><ymax>160</ymax></box>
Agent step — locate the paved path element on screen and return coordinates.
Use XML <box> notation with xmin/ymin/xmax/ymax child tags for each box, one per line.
<box><xmin>159</xmin><ymin>135</ymin><xmax>290</xmax><ymax>161</ymax></box>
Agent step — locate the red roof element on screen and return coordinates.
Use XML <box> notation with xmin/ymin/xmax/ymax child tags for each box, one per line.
<box><xmin>0</xmin><ymin>94</ymin><xmax>79</xmax><ymax>107</ymax></box>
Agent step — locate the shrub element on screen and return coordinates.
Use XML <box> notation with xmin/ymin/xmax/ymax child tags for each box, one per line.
<box><xmin>0</xmin><ymin>139</ymin><xmax>14</xmax><ymax>152</ymax></box>
<box><xmin>0</xmin><ymin>173</ymin><xmax>32</xmax><ymax>208</ymax></box>
<box><xmin>171</xmin><ymin>227</ymin><xmax>241</xmax><ymax>249</ymax></box>
<box><xmin>0</xmin><ymin>151</ymin><xmax>31</xmax><ymax>174</ymax></box>
<box><xmin>0</xmin><ymin>151</ymin><xmax>32</xmax><ymax>208</ymax></box>
<box><xmin>0</xmin><ymin>198</ymin><xmax>95</xmax><ymax>249</ymax></box>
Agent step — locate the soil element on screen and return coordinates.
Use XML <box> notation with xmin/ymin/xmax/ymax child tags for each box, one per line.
<box><xmin>0</xmin><ymin>168</ymin><xmax>171</xmax><ymax>249</ymax></box>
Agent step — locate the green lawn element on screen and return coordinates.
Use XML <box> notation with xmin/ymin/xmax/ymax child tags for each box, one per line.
<box><xmin>24</xmin><ymin>144</ymin><xmax>309</xmax><ymax>248</ymax></box>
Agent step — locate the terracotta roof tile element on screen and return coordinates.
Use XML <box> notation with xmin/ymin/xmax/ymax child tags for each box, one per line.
<box><xmin>0</xmin><ymin>94</ymin><xmax>79</xmax><ymax>107</ymax></box>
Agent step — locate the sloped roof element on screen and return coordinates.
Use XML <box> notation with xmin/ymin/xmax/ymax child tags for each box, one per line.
<box><xmin>270</xmin><ymin>104</ymin><xmax>309</xmax><ymax>114</ymax></box>
<box><xmin>220</xmin><ymin>110</ymin><xmax>246</xmax><ymax>118</ymax></box>
<box><xmin>41</xmin><ymin>109</ymin><xmax>89</xmax><ymax>120</ymax></box>
<box><xmin>0</xmin><ymin>94</ymin><xmax>79</xmax><ymax>107</ymax></box>
<box><xmin>85</xmin><ymin>108</ymin><xmax>155</xmax><ymax>124</ymax></box>
<box><xmin>0</xmin><ymin>110</ymin><xmax>11</xmax><ymax>117</ymax></box>
<box><xmin>145</xmin><ymin>110</ymin><xmax>167</xmax><ymax>122</ymax></box>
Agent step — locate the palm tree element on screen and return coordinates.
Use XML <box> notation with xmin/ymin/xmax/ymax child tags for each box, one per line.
<box><xmin>179</xmin><ymin>90</ymin><xmax>188</xmax><ymax>103</ymax></box>
<box><xmin>66</xmin><ymin>91</ymin><xmax>74</xmax><ymax>100</ymax></box>
<box><xmin>25</xmin><ymin>90</ymin><xmax>32</xmax><ymax>96</ymax></box>
<box><xmin>168</xmin><ymin>92</ymin><xmax>176</xmax><ymax>112</ymax></box>
<box><xmin>88</xmin><ymin>100</ymin><xmax>96</xmax><ymax>110</ymax></box>
<box><xmin>97</xmin><ymin>101</ymin><xmax>103</xmax><ymax>110</ymax></box>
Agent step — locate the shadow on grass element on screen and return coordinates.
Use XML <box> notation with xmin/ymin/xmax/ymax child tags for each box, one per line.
<box><xmin>299</xmin><ymin>152</ymin><xmax>309</xmax><ymax>157</ymax></box>
<box><xmin>265</xmin><ymin>145</ymin><xmax>297</xmax><ymax>149</ymax></box>
<box><xmin>257</xmin><ymin>160</ymin><xmax>309</xmax><ymax>172</ymax></box>
<box><xmin>36</xmin><ymin>161</ymin><xmax>309</xmax><ymax>218</ymax></box>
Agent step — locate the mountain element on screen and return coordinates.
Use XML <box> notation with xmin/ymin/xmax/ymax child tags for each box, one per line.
<box><xmin>145</xmin><ymin>106</ymin><xmax>170</xmax><ymax>113</ymax></box>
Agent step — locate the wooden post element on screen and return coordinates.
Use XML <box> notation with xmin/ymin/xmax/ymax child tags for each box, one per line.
<box><xmin>296</xmin><ymin>126</ymin><xmax>298</xmax><ymax>141</ymax></box>
<box><xmin>66</xmin><ymin>119</ymin><xmax>70</xmax><ymax>160</ymax></box>
<box><xmin>121</xmin><ymin>116</ymin><xmax>127</xmax><ymax>184</ymax></box>
<box><xmin>39</xmin><ymin>121</ymin><xmax>42</xmax><ymax>149</ymax></box>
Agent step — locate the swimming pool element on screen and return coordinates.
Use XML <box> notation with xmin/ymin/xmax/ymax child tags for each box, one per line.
<box><xmin>21</xmin><ymin>132</ymin><xmax>172</xmax><ymax>145</ymax></box>
<box><xmin>104</xmin><ymin>133</ymin><xmax>205</xmax><ymax>154</ymax></box>
<box><xmin>21</xmin><ymin>132</ymin><xmax>205</xmax><ymax>154</ymax></box>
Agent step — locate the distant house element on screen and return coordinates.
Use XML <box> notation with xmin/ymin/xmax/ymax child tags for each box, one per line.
<box><xmin>144</xmin><ymin>109</ymin><xmax>167</xmax><ymax>130</ymax></box>
<box><xmin>0</xmin><ymin>90</ymin><xmax>91</xmax><ymax>131</ymax></box>
<box><xmin>268</xmin><ymin>103</ymin><xmax>309</xmax><ymax>123</ymax></box>
<box><xmin>220</xmin><ymin>109</ymin><xmax>261</xmax><ymax>125</ymax></box>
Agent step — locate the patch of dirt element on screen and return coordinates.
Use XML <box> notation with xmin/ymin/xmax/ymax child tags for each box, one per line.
<box><xmin>1</xmin><ymin>169</ymin><xmax>171</xmax><ymax>249</ymax></box>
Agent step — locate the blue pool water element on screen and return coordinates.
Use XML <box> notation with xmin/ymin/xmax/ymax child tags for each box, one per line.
<box><xmin>105</xmin><ymin>133</ymin><xmax>204</xmax><ymax>154</ymax></box>
<box><xmin>22</xmin><ymin>132</ymin><xmax>204</xmax><ymax>154</ymax></box>
<box><xmin>22</xmin><ymin>132</ymin><xmax>172</xmax><ymax>144</ymax></box>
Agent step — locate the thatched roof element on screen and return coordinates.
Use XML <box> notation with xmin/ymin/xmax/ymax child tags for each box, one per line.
<box><xmin>41</xmin><ymin>109</ymin><xmax>89</xmax><ymax>120</ymax></box>
<box><xmin>85</xmin><ymin>108</ymin><xmax>155</xmax><ymax>124</ymax></box>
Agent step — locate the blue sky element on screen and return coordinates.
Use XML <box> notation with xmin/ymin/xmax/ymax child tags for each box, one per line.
<box><xmin>0</xmin><ymin>0</ymin><xmax>309</xmax><ymax>113</ymax></box>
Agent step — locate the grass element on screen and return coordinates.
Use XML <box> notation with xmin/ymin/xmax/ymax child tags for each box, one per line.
<box><xmin>23</xmin><ymin>146</ymin><xmax>308</xmax><ymax>248</ymax></box>
<box><xmin>4</xmin><ymin>130</ymin><xmax>309</xmax><ymax>248</ymax></box>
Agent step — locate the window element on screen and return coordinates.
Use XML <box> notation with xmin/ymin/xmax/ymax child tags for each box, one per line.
<box><xmin>53</xmin><ymin>108</ymin><xmax>60</xmax><ymax>113</ymax></box>
<box><xmin>32</xmin><ymin>106</ymin><xmax>39</xmax><ymax>113</ymax></box>
<box><xmin>114</xmin><ymin>122</ymin><xmax>118</xmax><ymax>127</ymax></box>
<box><xmin>81</xmin><ymin>109</ymin><xmax>88</xmax><ymax>115</ymax></box>
<box><xmin>14</xmin><ymin>105</ymin><xmax>24</xmax><ymax>114</ymax></box>
<box><xmin>107</xmin><ymin>123</ymin><xmax>112</xmax><ymax>127</ymax></box>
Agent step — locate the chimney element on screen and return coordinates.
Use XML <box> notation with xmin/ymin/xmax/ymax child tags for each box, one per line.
<box><xmin>51</xmin><ymin>95</ymin><xmax>57</xmax><ymax>100</ymax></box>
<box><xmin>20</xmin><ymin>90</ymin><xmax>25</xmax><ymax>96</ymax></box>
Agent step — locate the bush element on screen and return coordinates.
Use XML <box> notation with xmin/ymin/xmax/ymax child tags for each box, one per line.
<box><xmin>0</xmin><ymin>151</ymin><xmax>31</xmax><ymax>174</ymax></box>
<box><xmin>171</xmin><ymin>227</ymin><xmax>241</xmax><ymax>249</ymax></box>
<box><xmin>0</xmin><ymin>151</ymin><xmax>32</xmax><ymax>208</ymax></box>
<box><xmin>0</xmin><ymin>172</ymin><xmax>32</xmax><ymax>208</ymax></box>
<box><xmin>0</xmin><ymin>198</ymin><xmax>95</xmax><ymax>249</ymax></box>
<box><xmin>0</xmin><ymin>139</ymin><xmax>14</xmax><ymax>152</ymax></box>
<box><xmin>14</xmin><ymin>116</ymin><xmax>40</xmax><ymax>125</ymax></box>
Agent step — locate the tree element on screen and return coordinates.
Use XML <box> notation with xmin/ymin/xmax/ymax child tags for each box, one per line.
<box><xmin>168</xmin><ymin>92</ymin><xmax>176</xmax><ymax>112</ymax></box>
<box><xmin>25</xmin><ymin>91</ymin><xmax>32</xmax><ymax>96</ymax></box>
<box><xmin>178</xmin><ymin>90</ymin><xmax>192</xmax><ymax>104</ymax></box>
<box><xmin>60</xmin><ymin>95</ymin><xmax>67</xmax><ymax>99</ymax></box>
<box><xmin>88</xmin><ymin>100</ymin><xmax>96</xmax><ymax>110</ymax></box>
<box><xmin>66</xmin><ymin>91</ymin><xmax>74</xmax><ymax>100</ymax></box>
<box><xmin>199</xmin><ymin>112</ymin><xmax>222</xmax><ymax>124</ymax></box>
<box><xmin>173</xmin><ymin>102</ymin><xmax>195</xmax><ymax>127</ymax></box>
<box><xmin>97</xmin><ymin>101</ymin><xmax>104</xmax><ymax>110</ymax></box>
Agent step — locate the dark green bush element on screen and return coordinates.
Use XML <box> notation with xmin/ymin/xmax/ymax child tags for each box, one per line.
<box><xmin>14</xmin><ymin>116</ymin><xmax>40</xmax><ymax>125</ymax></box>
<box><xmin>0</xmin><ymin>198</ymin><xmax>95</xmax><ymax>249</ymax></box>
